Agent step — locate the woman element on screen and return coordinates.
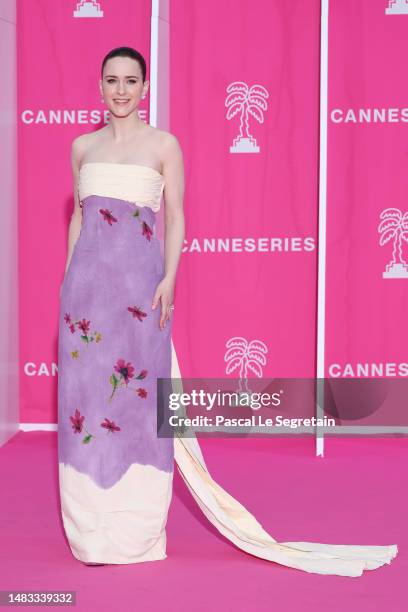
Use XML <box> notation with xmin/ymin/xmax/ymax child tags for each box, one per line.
<box><xmin>57</xmin><ymin>46</ymin><xmax>398</xmax><ymax>576</ymax></box>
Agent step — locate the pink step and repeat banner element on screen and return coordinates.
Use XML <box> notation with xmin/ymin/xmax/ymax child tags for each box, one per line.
<box><xmin>18</xmin><ymin>0</ymin><xmax>152</xmax><ymax>423</ymax></box>
<box><xmin>324</xmin><ymin>0</ymin><xmax>408</xmax><ymax>425</ymax></box>
<box><xmin>326</xmin><ymin>0</ymin><xmax>408</xmax><ymax>379</ymax></box>
<box><xmin>17</xmin><ymin>0</ymin><xmax>407</xmax><ymax>425</ymax></box>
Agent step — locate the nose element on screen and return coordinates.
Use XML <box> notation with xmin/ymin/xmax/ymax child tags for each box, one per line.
<box><xmin>117</xmin><ymin>81</ymin><xmax>126</xmax><ymax>94</ymax></box>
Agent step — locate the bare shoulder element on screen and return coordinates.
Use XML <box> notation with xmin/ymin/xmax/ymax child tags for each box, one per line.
<box><xmin>71</xmin><ymin>130</ymin><xmax>98</xmax><ymax>163</ymax></box>
<box><xmin>152</xmin><ymin>128</ymin><xmax>183</xmax><ymax>165</ymax></box>
<box><xmin>160</xmin><ymin>128</ymin><xmax>181</xmax><ymax>149</ymax></box>
<box><xmin>146</xmin><ymin>125</ymin><xmax>179</xmax><ymax>149</ymax></box>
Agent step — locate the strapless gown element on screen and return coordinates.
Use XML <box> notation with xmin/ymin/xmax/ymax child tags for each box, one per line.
<box><xmin>57</xmin><ymin>162</ymin><xmax>398</xmax><ymax>576</ymax></box>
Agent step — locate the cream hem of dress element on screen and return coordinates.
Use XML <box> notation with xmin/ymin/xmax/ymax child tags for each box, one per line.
<box><xmin>59</xmin><ymin>461</ymin><xmax>173</xmax><ymax>565</ymax></box>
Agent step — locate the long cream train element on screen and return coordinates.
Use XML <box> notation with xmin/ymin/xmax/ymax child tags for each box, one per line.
<box><xmin>171</xmin><ymin>341</ymin><xmax>398</xmax><ymax>577</ymax></box>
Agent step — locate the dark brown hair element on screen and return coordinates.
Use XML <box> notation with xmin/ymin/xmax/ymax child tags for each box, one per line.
<box><xmin>101</xmin><ymin>46</ymin><xmax>146</xmax><ymax>82</ymax></box>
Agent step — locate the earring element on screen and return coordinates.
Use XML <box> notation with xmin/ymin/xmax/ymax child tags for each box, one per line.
<box><xmin>101</xmin><ymin>96</ymin><xmax>105</xmax><ymax>103</ymax></box>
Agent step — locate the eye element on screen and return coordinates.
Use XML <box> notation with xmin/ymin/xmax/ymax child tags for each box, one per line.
<box><xmin>106</xmin><ymin>78</ymin><xmax>137</xmax><ymax>84</ymax></box>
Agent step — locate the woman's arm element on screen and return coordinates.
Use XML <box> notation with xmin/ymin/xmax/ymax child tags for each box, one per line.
<box><xmin>63</xmin><ymin>137</ymin><xmax>84</xmax><ymax>276</ymax></box>
<box><xmin>152</xmin><ymin>133</ymin><xmax>185</xmax><ymax>329</ymax></box>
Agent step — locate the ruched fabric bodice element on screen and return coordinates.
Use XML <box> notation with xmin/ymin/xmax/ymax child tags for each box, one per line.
<box><xmin>78</xmin><ymin>162</ymin><xmax>165</xmax><ymax>213</ymax></box>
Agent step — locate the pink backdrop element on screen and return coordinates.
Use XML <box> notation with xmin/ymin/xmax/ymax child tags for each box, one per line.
<box><xmin>18</xmin><ymin>1</ymin><xmax>407</xmax><ymax>425</ymax></box>
<box><xmin>326</xmin><ymin>0</ymin><xmax>408</xmax><ymax>381</ymax></box>
<box><xmin>169</xmin><ymin>0</ymin><xmax>320</xmax><ymax>382</ymax></box>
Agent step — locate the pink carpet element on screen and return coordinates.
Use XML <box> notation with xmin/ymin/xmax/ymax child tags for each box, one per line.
<box><xmin>0</xmin><ymin>432</ymin><xmax>405</xmax><ymax>611</ymax></box>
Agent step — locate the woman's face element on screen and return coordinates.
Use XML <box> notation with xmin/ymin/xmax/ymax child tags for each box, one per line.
<box><xmin>100</xmin><ymin>56</ymin><xmax>148</xmax><ymax>116</ymax></box>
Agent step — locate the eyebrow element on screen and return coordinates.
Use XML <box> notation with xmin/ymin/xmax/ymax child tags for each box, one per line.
<box><xmin>104</xmin><ymin>75</ymin><xmax>139</xmax><ymax>78</ymax></box>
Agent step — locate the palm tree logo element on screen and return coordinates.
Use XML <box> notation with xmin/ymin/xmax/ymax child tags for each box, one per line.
<box><xmin>385</xmin><ymin>0</ymin><xmax>408</xmax><ymax>15</ymax></box>
<box><xmin>225</xmin><ymin>82</ymin><xmax>269</xmax><ymax>153</ymax></box>
<box><xmin>224</xmin><ymin>336</ymin><xmax>268</xmax><ymax>407</ymax></box>
<box><xmin>73</xmin><ymin>0</ymin><xmax>104</xmax><ymax>18</ymax></box>
<box><xmin>378</xmin><ymin>207</ymin><xmax>408</xmax><ymax>278</ymax></box>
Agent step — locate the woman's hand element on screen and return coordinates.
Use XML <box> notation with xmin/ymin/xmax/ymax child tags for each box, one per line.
<box><xmin>152</xmin><ymin>275</ymin><xmax>175</xmax><ymax>330</ymax></box>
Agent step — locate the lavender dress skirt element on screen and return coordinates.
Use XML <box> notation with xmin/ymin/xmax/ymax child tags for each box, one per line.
<box><xmin>57</xmin><ymin>162</ymin><xmax>398</xmax><ymax>575</ymax></box>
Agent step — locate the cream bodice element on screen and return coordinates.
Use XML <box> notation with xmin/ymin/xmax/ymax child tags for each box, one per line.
<box><xmin>78</xmin><ymin>162</ymin><xmax>165</xmax><ymax>213</ymax></box>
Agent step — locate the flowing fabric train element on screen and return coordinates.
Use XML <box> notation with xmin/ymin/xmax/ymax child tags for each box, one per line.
<box><xmin>170</xmin><ymin>343</ymin><xmax>398</xmax><ymax>577</ymax></box>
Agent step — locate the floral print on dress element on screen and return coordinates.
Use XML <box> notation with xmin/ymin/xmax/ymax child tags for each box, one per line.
<box><xmin>99</xmin><ymin>208</ymin><xmax>118</xmax><ymax>225</ymax></box>
<box><xmin>59</xmin><ymin>186</ymin><xmax>174</xmax><ymax>491</ymax></box>
<box><xmin>109</xmin><ymin>359</ymin><xmax>148</xmax><ymax>402</ymax></box>
<box><xmin>70</xmin><ymin>408</ymin><xmax>84</xmax><ymax>433</ymax></box>
<box><xmin>69</xmin><ymin>409</ymin><xmax>122</xmax><ymax>443</ymax></box>
<box><xmin>64</xmin><ymin>313</ymin><xmax>102</xmax><ymax>345</ymax></box>
<box><xmin>132</xmin><ymin>209</ymin><xmax>154</xmax><ymax>241</ymax></box>
<box><xmin>99</xmin><ymin>205</ymin><xmax>153</xmax><ymax>240</ymax></box>
<box><xmin>142</xmin><ymin>221</ymin><xmax>153</xmax><ymax>241</ymax></box>
<box><xmin>114</xmin><ymin>358</ymin><xmax>134</xmax><ymax>385</ymax></box>
<box><xmin>101</xmin><ymin>418</ymin><xmax>121</xmax><ymax>433</ymax></box>
<box><xmin>69</xmin><ymin>409</ymin><xmax>94</xmax><ymax>444</ymax></box>
<box><xmin>127</xmin><ymin>305</ymin><xmax>147</xmax><ymax>322</ymax></box>
<box><xmin>64</xmin><ymin>204</ymin><xmax>156</xmax><ymax>455</ymax></box>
